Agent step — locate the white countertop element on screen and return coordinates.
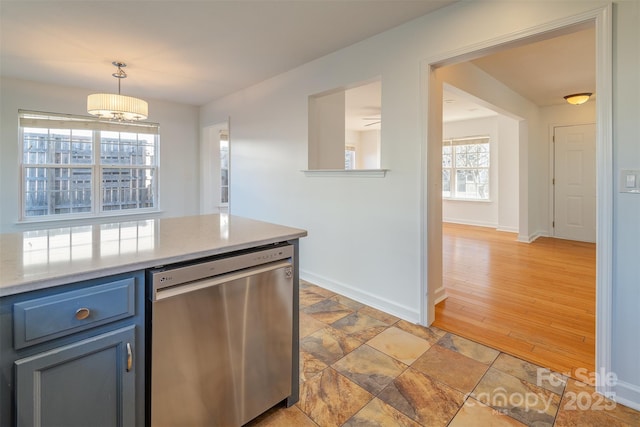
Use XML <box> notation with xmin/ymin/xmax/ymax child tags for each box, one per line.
<box><xmin>0</xmin><ymin>214</ymin><xmax>307</xmax><ymax>297</ymax></box>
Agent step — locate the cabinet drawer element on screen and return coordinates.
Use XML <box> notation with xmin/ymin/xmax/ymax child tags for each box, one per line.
<box><xmin>13</xmin><ymin>278</ymin><xmax>135</xmax><ymax>349</ymax></box>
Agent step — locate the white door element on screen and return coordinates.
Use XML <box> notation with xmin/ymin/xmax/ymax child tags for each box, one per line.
<box><xmin>553</xmin><ymin>124</ymin><xmax>596</xmax><ymax>242</ymax></box>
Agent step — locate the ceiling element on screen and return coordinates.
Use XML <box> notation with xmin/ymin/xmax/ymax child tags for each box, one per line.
<box><xmin>471</xmin><ymin>26</ymin><xmax>596</xmax><ymax>108</ymax></box>
<box><xmin>345</xmin><ymin>80</ymin><xmax>382</xmax><ymax>131</ymax></box>
<box><xmin>443</xmin><ymin>26</ymin><xmax>596</xmax><ymax>122</ymax></box>
<box><xmin>0</xmin><ymin>0</ymin><xmax>456</xmax><ymax>106</ymax></box>
<box><xmin>442</xmin><ymin>86</ymin><xmax>498</xmax><ymax>123</ymax></box>
<box><xmin>1</xmin><ymin>1</ymin><xmax>595</xmax><ymax>123</ymax></box>
<box><xmin>342</xmin><ymin>25</ymin><xmax>596</xmax><ymax>128</ymax></box>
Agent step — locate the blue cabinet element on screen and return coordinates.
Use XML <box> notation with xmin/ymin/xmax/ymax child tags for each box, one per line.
<box><xmin>0</xmin><ymin>272</ymin><xmax>145</xmax><ymax>427</ymax></box>
<box><xmin>15</xmin><ymin>326</ymin><xmax>136</xmax><ymax>427</ymax></box>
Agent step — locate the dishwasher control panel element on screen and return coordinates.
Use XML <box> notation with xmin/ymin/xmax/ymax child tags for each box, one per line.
<box><xmin>148</xmin><ymin>243</ymin><xmax>294</xmax><ymax>295</ymax></box>
<box><xmin>252</xmin><ymin>249</ymin><xmax>288</xmax><ymax>263</ymax></box>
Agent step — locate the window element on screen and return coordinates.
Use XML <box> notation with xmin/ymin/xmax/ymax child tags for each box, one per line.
<box><xmin>19</xmin><ymin>110</ymin><xmax>159</xmax><ymax>221</ymax></box>
<box><xmin>442</xmin><ymin>136</ymin><xmax>490</xmax><ymax>200</ymax></box>
<box><xmin>219</xmin><ymin>131</ymin><xmax>229</xmax><ymax>205</ymax></box>
<box><xmin>345</xmin><ymin>146</ymin><xmax>356</xmax><ymax>170</ymax></box>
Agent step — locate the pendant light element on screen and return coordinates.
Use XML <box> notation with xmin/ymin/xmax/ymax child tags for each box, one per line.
<box><xmin>87</xmin><ymin>62</ymin><xmax>148</xmax><ymax>120</ymax></box>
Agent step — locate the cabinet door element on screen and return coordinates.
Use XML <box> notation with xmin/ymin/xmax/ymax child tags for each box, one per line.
<box><xmin>15</xmin><ymin>326</ymin><xmax>136</xmax><ymax>427</ymax></box>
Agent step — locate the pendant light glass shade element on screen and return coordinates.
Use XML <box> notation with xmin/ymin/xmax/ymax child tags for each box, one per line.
<box><xmin>87</xmin><ymin>93</ymin><xmax>148</xmax><ymax>120</ymax></box>
<box><xmin>87</xmin><ymin>61</ymin><xmax>148</xmax><ymax>121</ymax></box>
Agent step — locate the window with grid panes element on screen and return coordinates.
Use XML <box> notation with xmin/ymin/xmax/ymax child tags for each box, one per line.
<box><xmin>220</xmin><ymin>132</ymin><xmax>229</xmax><ymax>205</ymax></box>
<box><xmin>19</xmin><ymin>110</ymin><xmax>159</xmax><ymax>220</ymax></box>
<box><xmin>442</xmin><ymin>136</ymin><xmax>490</xmax><ymax>200</ymax></box>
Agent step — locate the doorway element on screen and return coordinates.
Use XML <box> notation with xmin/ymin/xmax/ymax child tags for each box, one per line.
<box><xmin>436</xmin><ymin>97</ymin><xmax>596</xmax><ymax>376</ymax></box>
<box><xmin>421</xmin><ymin>6</ymin><xmax>612</xmax><ymax>390</ymax></box>
<box><xmin>200</xmin><ymin>121</ymin><xmax>230</xmax><ymax>214</ymax></box>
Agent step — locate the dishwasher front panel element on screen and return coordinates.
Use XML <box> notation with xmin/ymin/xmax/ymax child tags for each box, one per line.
<box><xmin>150</xmin><ymin>261</ymin><xmax>293</xmax><ymax>427</ymax></box>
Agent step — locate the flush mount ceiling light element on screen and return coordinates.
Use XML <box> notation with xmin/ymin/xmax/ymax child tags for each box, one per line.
<box><xmin>563</xmin><ymin>93</ymin><xmax>592</xmax><ymax>105</ymax></box>
<box><xmin>87</xmin><ymin>61</ymin><xmax>148</xmax><ymax>120</ymax></box>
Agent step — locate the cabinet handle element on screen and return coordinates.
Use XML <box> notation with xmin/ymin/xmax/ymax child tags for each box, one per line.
<box><xmin>126</xmin><ymin>342</ymin><xmax>133</xmax><ymax>372</ymax></box>
<box><xmin>75</xmin><ymin>307</ymin><xmax>90</xmax><ymax>320</ymax></box>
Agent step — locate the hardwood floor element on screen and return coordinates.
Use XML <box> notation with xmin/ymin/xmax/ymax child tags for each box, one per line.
<box><xmin>433</xmin><ymin>222</ymin><xmax>596</xmax><ymax>379</ymax></box>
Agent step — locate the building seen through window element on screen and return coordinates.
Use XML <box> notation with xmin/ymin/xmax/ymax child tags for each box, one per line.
<box><xmin>20</xmin><ymin>111</ymin><xmax>159</xmax><ymax>220</ymax></box>
<box><xmin>220</xmin><ymin>132</ymin><xmax>229</xmax><ymax>205</ymax></box>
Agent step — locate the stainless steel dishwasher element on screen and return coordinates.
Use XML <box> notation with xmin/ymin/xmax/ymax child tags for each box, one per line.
<box><xmin>148</xmin><ymin>243</ymin><xmax>294</xmax><ymax>426</ymax></box>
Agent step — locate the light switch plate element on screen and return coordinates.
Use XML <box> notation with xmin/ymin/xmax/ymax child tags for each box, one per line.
<box><xmin>620</xmin><ymin>170</ymin><xmax>640</xmax><ymax>193</ymax></box>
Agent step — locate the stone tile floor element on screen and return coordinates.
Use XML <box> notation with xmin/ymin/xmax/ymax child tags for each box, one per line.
<box><xmin>248</xmin><ymin>281</ymin><xmax>640</xmax><ymax>427</ymax></box>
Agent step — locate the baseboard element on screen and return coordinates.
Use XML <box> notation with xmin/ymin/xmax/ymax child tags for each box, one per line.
<box><xmin>518</xmin><ymin>231</ymin><xmax>546</xmax><ymax>243</ymax></box>
<box><xmin>434</xmin><ymin>285</ymin><xmax>447</xmax><ymax>305</ymax></box>
<box><xmin>610</xmin><ymin>380</ymin><xmax>640</xmax><ymax>412</ymax></box>
<box><xmin>300</xmin><ymin>270</ymin><xmax>420</xmax><ymax>323</ymax></box>
<box><xmin>496</xmin><ymin>225</ymin><xmax>518</xmax><ymax>233</ymax></box>
<box><xmin>444</xmin><ymin>220</ymin><xmax>518</xmax><ymax>234</ymax></box>
<box><xmin>517</xmin><ymin>234</ymin><xmax>532</xmax><ymax>243</ymax></box>
<box><xmin>443</xmin><ymin>219</ymin><xmax>497</xmax><ymax>229</ymax></box>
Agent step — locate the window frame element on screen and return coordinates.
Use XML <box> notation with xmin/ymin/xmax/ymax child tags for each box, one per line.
<box><xmin>18</xmin><ymin>110</ymin><xmax>160</xmax><ymax>223</ymax></box>
<box><xmin>442</xmin><ymin>136</ymin><xmax>490</xmax><ymax>201</ymax></box>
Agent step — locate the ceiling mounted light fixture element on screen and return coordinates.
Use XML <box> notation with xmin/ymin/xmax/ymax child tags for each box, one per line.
<box><xmin>87</xmin><ymin>61</ymin><xmax>148</xmax><ymax>120</ymax></box>
<box><xmin>563</xmin><ymin>92</ymin><xmax>592</xmax><ymax>105</ymax></box>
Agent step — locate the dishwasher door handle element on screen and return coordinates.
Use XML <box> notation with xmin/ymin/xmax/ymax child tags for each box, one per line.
<box><xmin>153</xmin><ymin>260</ymin><xmax>292</xmax><ymax>301</ymax></box>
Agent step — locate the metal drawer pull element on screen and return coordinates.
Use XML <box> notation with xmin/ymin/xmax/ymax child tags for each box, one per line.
<box><xmin>75</xmin><ymin>307</ymin><xmax>91</xmax><ymax>320</ymax></box>
<box><xmin>126</xmin><ymin>342</ymin><xmax>133</xmax><ymax>372</ymax></box>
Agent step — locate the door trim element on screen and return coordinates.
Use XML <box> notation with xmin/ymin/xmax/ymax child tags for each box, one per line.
<box><xmin>420</xmin><ymin>4</ymin><xmax>613</xmax><ymax>396</ymax></box>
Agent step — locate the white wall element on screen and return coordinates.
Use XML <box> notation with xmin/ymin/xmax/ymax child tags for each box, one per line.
<box><xmin>201</xmin><ymin>36</ymin><xmax>426</xmax><ymax>321</ymax></box>
<box><xmin>358</xmin><ymin>129</ymin><xmax>381</xmax><ymax>169</ymax></box>
<box><xmin>0</xmin><ymin>77</ymin><xmax>201</xmax><ymax>232</ymax></box>
<box><xmin>308</xmin><ymin>90</ymin><xmax>345</xmax><ymax>169</ymax></box>
<box><xmin>497</xmin><ymin>115</ymin><xmax>520</xmax><ymax>232</ymax></box>
<box><xmin>201</xmin><ymin>0</ymin><xmax>640</xmax><ymax>408</ymax></box>
<box><xmin>611</xmin><ymin>0</ymin><xmax>640</xmax><ymax>409</ymax></box>
<box><xmin>346</xmin><ymin>129</ymin><xmax>380</xmax><ymax>169</ymax></box>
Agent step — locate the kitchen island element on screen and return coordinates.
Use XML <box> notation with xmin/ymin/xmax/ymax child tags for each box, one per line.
<box><xmin>0</xmin><ymin>214</ymin><xmax>307</xmax><ymax>426</ymax></box>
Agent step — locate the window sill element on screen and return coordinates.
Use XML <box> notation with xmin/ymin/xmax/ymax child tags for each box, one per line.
<box><xmin>302</xmin><ymin>169</ymin><xmax>388</xmax><ymax>178</ymax></box>
<box><xmin>443</xmin><ymin>198</ymin><xmax>492</xmax><ymax>203</ymax></box>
